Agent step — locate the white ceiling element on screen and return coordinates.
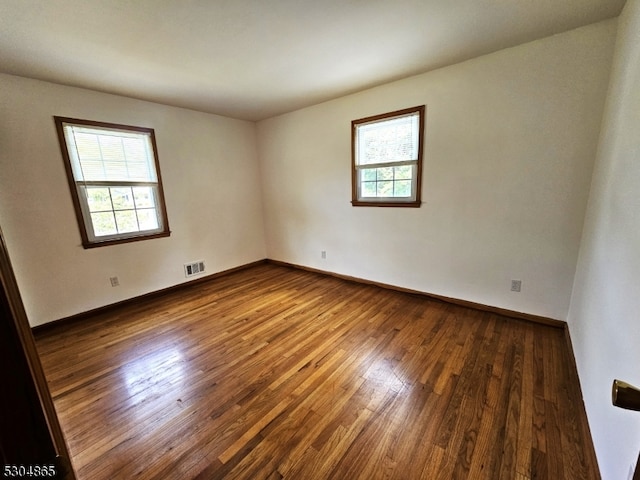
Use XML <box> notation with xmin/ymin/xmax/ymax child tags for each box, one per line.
<box><xmin>0</xmin><ymin>0</ymin><xmax>625</xmax><ymax>121</ymax></box>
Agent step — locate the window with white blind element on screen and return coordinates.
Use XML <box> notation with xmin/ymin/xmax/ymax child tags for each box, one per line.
<box><xmin>351</xmin><ymin>105</ymin><xmax>425</xmax><ymax>207</ymax></box>
<box><xmin>54</xmin><ymin>117</ymin><xmax>170</xmax><ymax>248</ymax></box>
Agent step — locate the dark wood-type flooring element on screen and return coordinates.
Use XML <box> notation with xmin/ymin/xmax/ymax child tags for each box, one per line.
<box><xmin>34</xmin><ymin>263</ymin><xmax>598</xmax><ymax>479</ymax></box>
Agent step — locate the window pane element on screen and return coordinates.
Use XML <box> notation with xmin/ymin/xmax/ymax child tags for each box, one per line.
<box><xmin>115</xmin><ymin>210</ymin><xmax>138</xmax><ymax>233</ymax></box>
<box><xmin>122</xmin><ymin>137</ymin><xmax>147</xmax><ymax>161</ymax></box>
<box><xmin>362</xmin><ymin>168</ymin><xmax>377</xmax><ymax>181</ymax></box>
<box><xmin>137</xmin><ymin>208</ymin><xmax>159</xmax><ymax>231</ymax></box>
<box><xmin>377</xmin><ymin>167</ymin><xmax>393</xmax><ymax>181</ymax></box>
<box><xmin>91</xmin><ymin>212</ymin><xmax>117</xmax><ymax>236</ymax></box>
<box><xmin>100</xmin><ymin>135</ymin><xmax>124</xmax><ymax>160</ymax></box>
<box><xmin>123</xmin><ymin>138</ymin><xmax>152</xmax><ymax>180</ymax></box>
<box><xmin>394</xmin><ymin>180</ymin><xmax>412</xmax><ymax>197</ymax></box>
<box><xmin>361</xmin><ymin>181</ymin><xmax>377</xmax><ymax>197</ymax></box>
<box><xmin>104</xmin><ymin>161</ymin><xmax>129</xmax><ymax>181</ymax></box>
<box><xmin>111</xmin><ymin>187</ymin><xmax>134</xmax><ymax>210</ymax></box>
<box><xmin>377</xmin><ymin>181</ymin><xmax>393</xmax><ymax>197</ymax></box>
<box><xmin>133</xmin><ymin>186</ymin><xmax>155</xmax><ymax>209</ymax></box>
<box><xmin>394</xmin><ymin>165</ymin><xmax>412</xmax><ymax>180</ymax></box>
<box><xmin>74</xmin><ymin>132</ymin><xmax>101</xmax><ymax>157</ymax></box>
<box><xmin>86</xmin><ymin>187</ymin><xmax>112</xmax><ymax>212</ymax></box>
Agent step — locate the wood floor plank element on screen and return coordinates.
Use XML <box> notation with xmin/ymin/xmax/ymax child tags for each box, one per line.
<box><xmin>34</xmin><ymin>263</ymin><xmax>600</xmax><ymax>479</ymax></box>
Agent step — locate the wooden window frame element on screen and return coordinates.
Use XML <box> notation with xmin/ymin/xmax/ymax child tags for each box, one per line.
<box><xmin>54</xmin><ymin>117</ymin><xmax>171</xmax><ymax>249</ymax></box>
<box><xmin>351</xmin><ymin>105</ymin><xmax>425</xmax><ymax>207</ymax></box>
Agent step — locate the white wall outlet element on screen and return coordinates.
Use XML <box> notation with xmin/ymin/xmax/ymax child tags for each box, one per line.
<box><xmin>110</xmin><ymin>276</ymin><xmax>119</xmax><ymax>287</ymax></box>
<box><xmin>321</xmin><ymin>250</ymin><xmax>327</xmax><ymax>259</ymax></box>
<box><xmin>511</xmin><ymin>280</ymin><xmax>522</xmax><ymax>292</ymax></box>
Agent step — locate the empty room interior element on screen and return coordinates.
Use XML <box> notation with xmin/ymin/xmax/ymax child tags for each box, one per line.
<box><xmin>1</xmin><ymin>0</ymin><xmax>640</xmax><ymax>479</ymax></box>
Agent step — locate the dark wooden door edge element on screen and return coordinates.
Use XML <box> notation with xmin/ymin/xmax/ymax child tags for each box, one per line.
<box><xmin>0</xmin><ymin>226</ymin><xmax>76</xmax><ymax>479</ymax></box>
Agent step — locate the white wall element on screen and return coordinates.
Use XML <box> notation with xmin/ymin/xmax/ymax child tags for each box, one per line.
<box><xmin>0</xmin><ymin>74</ymin><xmax>266</xmax><ymax>326</ymax></box>
<box><xmin>258</xmin><ymin>21</ymin><xmax>616</xmax><ymax>321</ymax></box>
<box><xmin>567</xmin><ymin>0</ymin><xmax>640</xmax><ymax>478</ymax></box>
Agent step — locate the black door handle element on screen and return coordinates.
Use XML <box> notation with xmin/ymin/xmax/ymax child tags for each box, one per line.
<box><xmin>612</xmin><ymin>379</ymin><xmax>640</xmax><ymax>411</ymax></box>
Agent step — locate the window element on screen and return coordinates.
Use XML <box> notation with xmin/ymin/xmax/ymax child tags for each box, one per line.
<box><xmin>351</xmin><ymin>105</ymin><xmax>425</xmax><ymax>207</ymax></box>
<box><xmin>54</xmin><ymin>117</ymin><xmax>170</xmax><ymax>248</ymax></box>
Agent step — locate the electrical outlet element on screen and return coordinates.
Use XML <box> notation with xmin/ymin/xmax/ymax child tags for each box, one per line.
<box><xmin>110</xmin><ymin>276</ymin><xmax>119</xmax><ymax>287</ymax></box>
<box><xmin>511</xmin><ymin>280</ymin><xmax>521</xmax><ymax>292</ymax></box>
<box><xmin>321</xmin><ymin>250</ymin><xmax>326</xmax><ymax>259</ymax></box>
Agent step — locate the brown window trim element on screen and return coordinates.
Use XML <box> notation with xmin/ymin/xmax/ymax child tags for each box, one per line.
<box><xmin>54</xmin><ymin>116</ymin><xmax>171</xmax><ymax>249</ymax></box>
<box><xmin>351</xmin><ymin>105</ymin><xmax>425</xmax><ymax>207</ymax></box>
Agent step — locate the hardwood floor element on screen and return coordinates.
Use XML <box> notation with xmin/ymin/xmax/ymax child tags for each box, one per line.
<box><xmin>34</xmin><ymin>263</ymin><xmax>599</xmax><ymax>479</ymax></box>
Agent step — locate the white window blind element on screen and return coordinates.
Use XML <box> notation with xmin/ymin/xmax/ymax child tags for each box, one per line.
<box><xmin>355</xmin><ymin>113</ymin><xmax>420</xmax><ymax>167</ymax></box>
<box><xmin>63</xmin><ymin>125</ymin><xmax>157</xmax><ymax>183</ymax></box>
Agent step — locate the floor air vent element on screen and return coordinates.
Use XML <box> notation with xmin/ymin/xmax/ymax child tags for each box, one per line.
<box><xmin>184</xmin><ymin>261</ymin><xmax>205</xmax><ymax>278</ymax></box>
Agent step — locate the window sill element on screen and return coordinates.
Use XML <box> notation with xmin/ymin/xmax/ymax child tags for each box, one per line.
<box><xmin>351</xmin><ymin>200</ymin><xmax>421</xmax><ymax>208</ymax></box>
<box><xmin>81</xmin><ymin>230</ymin><xmax>171</xmax><ymax>249</ymax></box>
